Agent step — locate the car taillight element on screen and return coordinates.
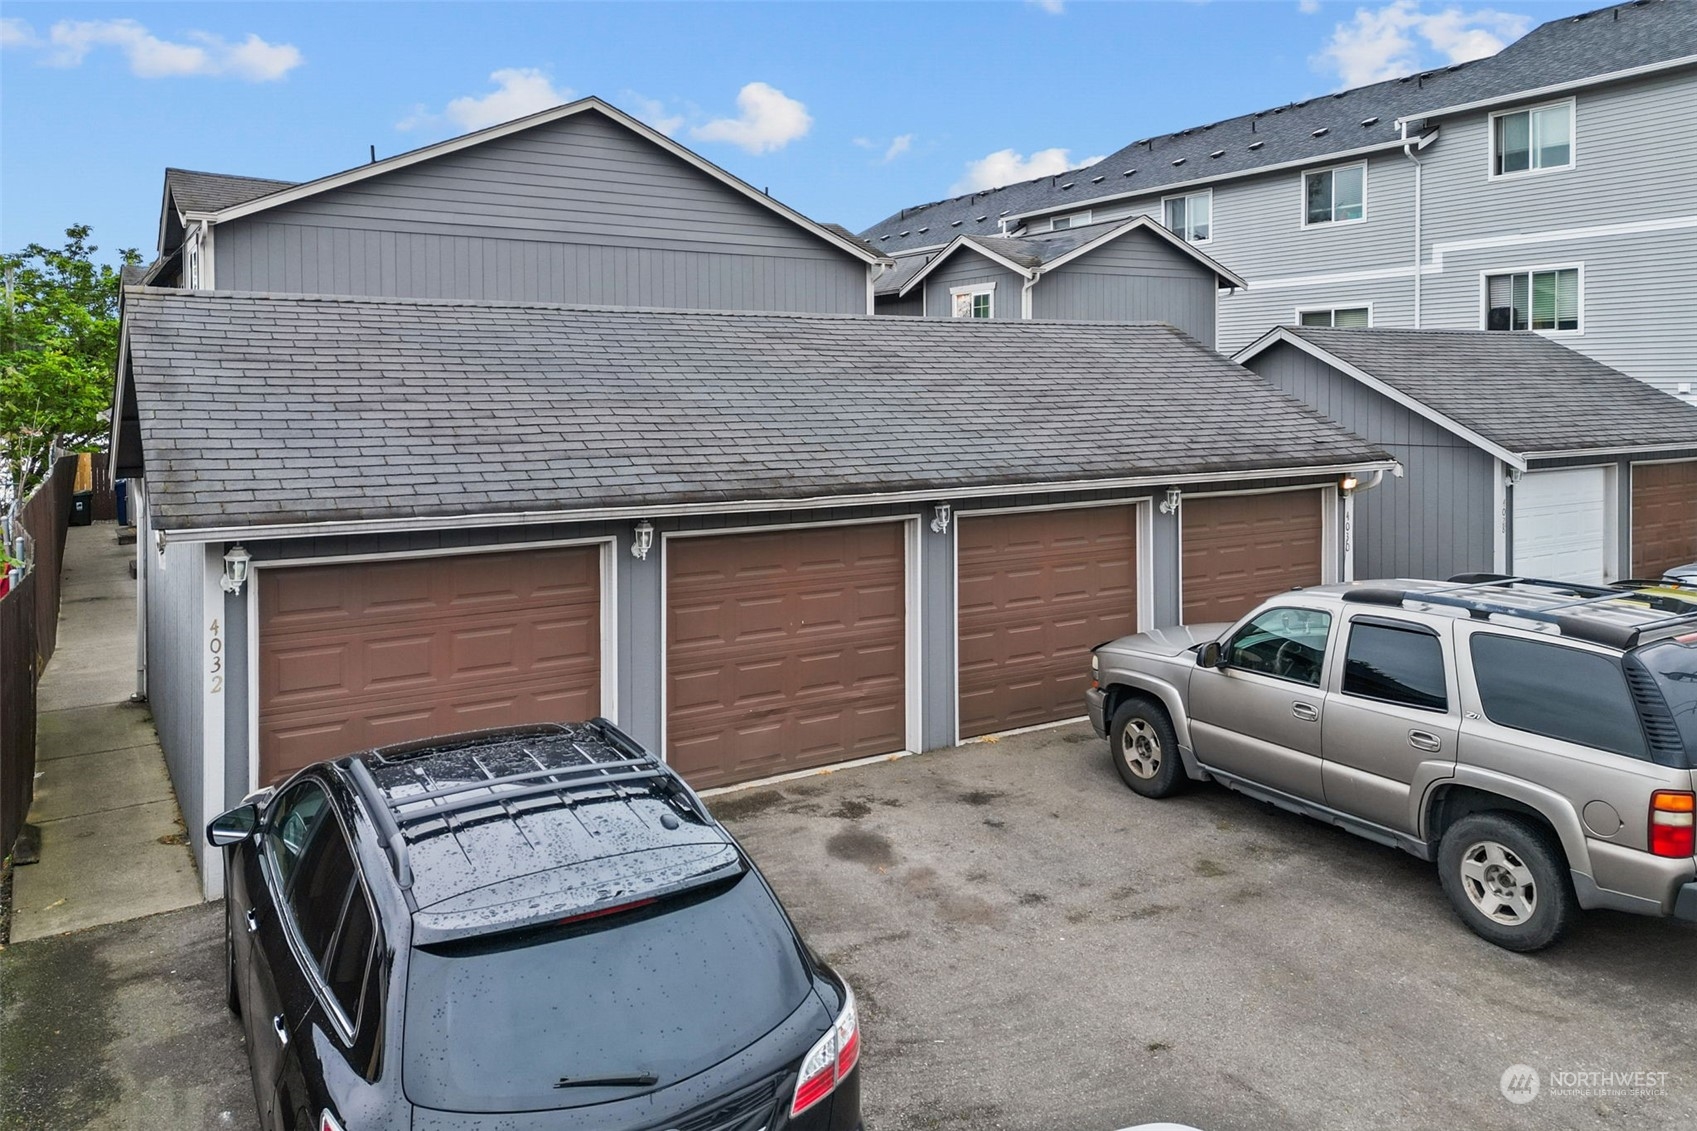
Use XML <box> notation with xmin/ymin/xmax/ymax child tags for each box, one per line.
<box><xmin>791</xmin><ymin>984</ymin><xmax>859</xmax><ymax>1118</ymax></box>
<box><xmin>320</xmin><ymin>1111</ymin><xmax>345</xmax><ymax>1131</ymax></box>
<box><xmin>1649</xmin><ymin>792</ymin><xmax>1695</xmax><ymax>858</ymax></box>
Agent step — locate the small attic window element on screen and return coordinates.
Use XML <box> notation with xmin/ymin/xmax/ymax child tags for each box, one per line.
<box><xmin>1312</xmin><ymin>127</ymin><xmax>1330</xmax><ymax>138</ymax></box>
<box><xmin>1360</xmin><ymin>116</ymin><xmax>1380</xmax><ymax>127</ymax></box>
<box><xmin>1210</xmin><ymin>150</ymin><xmax>1224</xmax><ymax>159</ymax></box>
<box><xmin>1248</xmin><ymin>141</ymin><xmax>1265</xmax><ymax>151</ymax></box>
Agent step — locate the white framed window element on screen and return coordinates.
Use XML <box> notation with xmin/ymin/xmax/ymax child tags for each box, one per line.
<box><xmin>950</xmin><ymin>283</ymin><xmax>994</xmax><ymax>319</ymax></box>
<box><xmin>1302</xmin><ymin>162</ymin><xmax>1365</xmax><ymax>227</ymax></box>
<box><xmin>1482</xmin><ymin>266</ymin><xmax>1581</xmax><ymax>333</ymax></box>
<box><xmin>1161</xmin><ymin>190</ymin><xmax>1212</xmax><ymax>243</ymax></box>
<box><xmin>1490</xmin><ymin>99</ymin><xmax>1574</xmax><ymax>178</ymax></box>
<box><xmin>1297</xmin><ymin>305</ymin><xmax>1371</xmax><ymax>328</ymax></box>
<box><xmin>1048</xmin><ymin>210</ymin><xmax>1092</xmax><ymax>233</ymax></box>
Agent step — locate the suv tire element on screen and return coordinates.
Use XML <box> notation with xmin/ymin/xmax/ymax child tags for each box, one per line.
<box><xmin>1110</xmin><ymin>699</ymin><xmax>1185</xmax><ymax>799</ymax></box>
<box><xmin>1437</xmin><ymin>813</ymin><xmax>1577</xmax><ymax>952</ymax></box>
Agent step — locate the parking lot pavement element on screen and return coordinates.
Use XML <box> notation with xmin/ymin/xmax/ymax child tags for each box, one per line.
<box><xmin>710</xmin><ymin>723</ymin><xmax>1697</xmax><ymax>1131</ymax></box>
<box><xmin>0</xmin><ymin>902</ymin><xmax>250</xmax><ymax>1131</ymax></box>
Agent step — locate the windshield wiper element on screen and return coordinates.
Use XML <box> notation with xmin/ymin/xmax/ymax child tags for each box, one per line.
<box><xmin>554</xmin><ymin>1074</ymin><xmax>658</xmax><ymax>1089</ymax></box>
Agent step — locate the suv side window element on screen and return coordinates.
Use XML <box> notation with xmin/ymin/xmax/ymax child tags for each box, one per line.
<box><xmin>1227</xmin><ymin>607</ymin><xmax>1332</xmax><ymax>687</ymax></box>
<box><xmin>1343</xmin><ymin>618</ymin><xmax>1447</xmax><ymax>711</ymax></box>
<box><xmin>1469</xmin><ymin>634</ymin><xmax>1648</xmax><ymax>759</ymax></box>
<box><xmin>265</xmin><ymin>781</ymin><xmax>331</xmax><ymax>891</ymax></box>
<box><xmin>288</xmin><ymin>815</ymin><xmax>357</xmax><ymax>971</ymax></box>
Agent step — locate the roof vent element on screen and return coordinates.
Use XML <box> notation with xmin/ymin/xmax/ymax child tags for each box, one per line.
<box><xmin>1360</xmin><ymin>116</ymin><xmax>1380</xmax><ymax>127</ymax></box>
<box><xmin>1091</xmin><ymin>175</ymin><xmax>1104</xmax><ymax>184</ymax></box>
<box><xmin>1122</xmin><ymin>168</ymin><xmax>1136</xmax><ymax>176</ymax></box>
<box><xmin>1248</xmin><ymin>141</ymin><xmax>1264</xmax><ymax>151</ymax></box>
<box><xmin>1059</xmin><ymin>182</ymin><xmax>1074</xmax><ymax>190</ymax></box>
<box><xmin>1171</xmin><ymin>157</ymin><xmax>1186</xmax><ymax>166</ymax></box>
<box><xmin>950</xmin><ymin>220</ymin><xmax>962</xmax><ymax>227</ymax></box>
<box><xmin>917</xmin><ymin>226</ymin><xmax>929</xmax><ymax>233</ymax></box>
<box><xmin>1312</xmin><ymin>127</ymin><xmax>1330</xmax><ymax>138</ymax></box>
<box><xmin>879</xmin><ymin>234</ymin><xmax>890</xmax><ymax>241</ymax></box>
<box><xmin>1210</xmin><ymin>149</ymin><xmax>1224</xmax><ymax>159</ymax></box>
<box><xmin>975</xmin><ymin>215</ymin><xmax>987</xmax><ymax>222</ymax></box>
<box><xmin>899</xmin><ymin>230</ymin><xmax>910</xmax><ymax>237</ymax></box>
<box><xmin>999</xmin><ymin>210</ymin><xmax>1010</xmax><ymax>216</ymax></box>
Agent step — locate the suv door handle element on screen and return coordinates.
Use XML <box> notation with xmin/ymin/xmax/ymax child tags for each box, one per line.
<box><xmin>1291</xmin><ymin>702</ymin><xmax>1319</xmax><ymax>722</ymax></box>
<box><xmin>1409</xmin><ymin>730</ymin><xmax>1443</xmax><ymax>753</ymax></box>
<box><xmin>245</xmin><ymin>909</ymin><xmax>259</xmax><ymax>934</ymax></box>
<box><xmin>272</xmin><ymin>1014</ymin><xmax>290</xmax><ymax>1048</ymax></box>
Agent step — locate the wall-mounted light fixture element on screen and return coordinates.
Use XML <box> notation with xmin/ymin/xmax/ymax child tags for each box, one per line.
<box><xmin>930</xmin><ymin>503</ymin><xmax>952</xmax><ymax>534</ymax></box>
<box><xmin>630</xmin><ymin>520</ymin><xmax>655</xmax><ymax>560</ymax></box>
<box><xmin>1339</xmin><ymin>474</ymin><xmax>1360</xmax><ymax>494</ymax></box>
<box><xmin>220</xmin><ymin>544</ymin><xmax>251</xmax><ymax>594</ymax></box>
<box><xmin>1159</xmin><ymin>487</ymin><xmax>1182</xmax><ymax>515</ymax></box>
<box><xmin>1505</xmin><ymin>467</ymin><xmax>1524</xmax><ymax>487</ymax></box>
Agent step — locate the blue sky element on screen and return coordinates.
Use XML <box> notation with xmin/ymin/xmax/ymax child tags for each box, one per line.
<box><xmin>1</xmin><ymin>0</ymin><xmax>1598</xmax><ymax>265</ymax></box>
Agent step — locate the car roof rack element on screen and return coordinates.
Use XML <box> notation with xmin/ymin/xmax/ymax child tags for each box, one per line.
<box><xmin>339</xmin><ymin>719</ymin><xmax>701</xmax><ymax>896</ymax></box>
<box><xmin>1343</xmin><ymin>576</ymin><xmax>1697</xmax><ymax>649</ymax></box>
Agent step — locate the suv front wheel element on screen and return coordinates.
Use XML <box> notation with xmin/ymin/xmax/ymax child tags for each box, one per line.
<box><xmin>1437</xmin><ymin>813</ymin><xmax>1578</xmax><ymax>952</ymax></box>
<box><xmin>1109</xmin><ymin>699</ymin><xmax>1185</xmax><ymax>799</ymax></box>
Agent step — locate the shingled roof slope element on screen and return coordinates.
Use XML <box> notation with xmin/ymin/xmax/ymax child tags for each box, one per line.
<box><xmin>164</xmin><ymin>168</ymin><xmax>296</xmax><ymax>214</ymax></box>
<box><xmin>861</xmin><ymin>0</ymin><xmax>1696</xmax><ymax>254</ymax></box>
<box><xmin>1268</xmin><ymin>326</ymin><xmax>1697</xmax><ymax>456</ymax></box>
<box><xmin>121</xmin><ymin>289</ymin><xmax>1389</xmax><ymax>532</ymax></box>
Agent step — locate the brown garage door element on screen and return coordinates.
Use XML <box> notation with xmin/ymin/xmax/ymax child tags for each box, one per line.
<box><xmin>1632</xmin><ymin>461</ymin><xmax>1697</xmax><ymax>577</ymax></box>
<box><xmin>667</xmin><ymin>524</ymin><xmax>906</xmax><ymax>788</ymax></box>
<box><xmin>258</xmin><ymin>546</ymin><xmax>601</xmax><ymax>784</ymax></box>
<box><xmin>958</xmin><ymin>506</ymin><xmax>1138</xmax><ymax>739</ymax></box>
<box><xmin>1182</xmin><ymin>490</ymin><xmax>1324</xmax><ymax>624</ymax></box>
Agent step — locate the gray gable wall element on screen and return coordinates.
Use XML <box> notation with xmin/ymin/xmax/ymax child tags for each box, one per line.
<box><xmin>919</xmin><ymin>252</ymin><xmax>1028</xmax><ymax>319</ymax></box>
<box><xmin>212</xmin><ymin>111</ymin><xmax>871</xmax><ymax>314</ymax></box>
<box><xmin>1032</xmin><ymin>227</ymin><xmax>1219</xmax><ymax>343</ymax></box>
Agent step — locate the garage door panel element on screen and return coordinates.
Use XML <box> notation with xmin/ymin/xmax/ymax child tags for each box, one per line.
<box><xmin>1514</xmin><ymin>468</ymin><xmax>1610</xmax><ymax>584</ymax></box>
<box><xmin>1632</xmin><ymin>461</ymin><xmax>1697</xmax><ymax>578</ymax></box>
<box><xmin>1182</xmin><ymin>492</ymin><xmax>1324</xmax><ymax>625</ymax></box>
<box><xmin>666</xmin><ymin>524</ymin><xmax>907</xmax><ymax>788</ymax></box>
<box><xmin>258</xmin><ymin>546</ymin><xmax>601</xmax><ymax>784</ymax></box>
<box><xmin>958</xmin><ymin>506</ymin><xmax>1139</xmax><ymax>739</ymax></box>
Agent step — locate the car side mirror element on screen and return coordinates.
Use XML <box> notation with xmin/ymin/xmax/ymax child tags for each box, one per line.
<box><xmin>1197</xmin><ymin>641</ymin><xmax>1224</xmax><ymax>668</ymax></box>
<box><xmin>207</xmin><ymin>803</ymin><xmax>258</xmax><ymax>847</ymax></box>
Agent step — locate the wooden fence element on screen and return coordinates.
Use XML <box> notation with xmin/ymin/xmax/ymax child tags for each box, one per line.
<box><xmin>1</xmin><ymin>455</ymin><xmax>79</xmax><ymax>857</ymax></box>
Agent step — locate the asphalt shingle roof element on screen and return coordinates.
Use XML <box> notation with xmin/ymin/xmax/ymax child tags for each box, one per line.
<box><xmin>122</xmin><ymin>289</ymin><xmax>1389</xmax><ymax>532</ymax></box>
<box><xmin>861</xmin><ymin>0</ymin><xmax>1697</xmax><ymax>254</ymax></box>
<box><xmin>164</xmin><ymin>168</ymin><xmax>296</xmax><ymax>214</ymax></box>
<box><xmin>1275</xmin><ymin>327</ymin><xmax>1697</xmax><ymax>456</ymax></box>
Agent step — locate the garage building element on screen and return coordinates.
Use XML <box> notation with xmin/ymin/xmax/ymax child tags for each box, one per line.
<box><xmin>1237</xmin><ymin>326</ymin><xmax>1697</xmax><ymax>584</ymax></box>
<box><xmin>115</xmin><ymin>290</ymin><xmax>1392</xmax><ymax>895</ymax></box>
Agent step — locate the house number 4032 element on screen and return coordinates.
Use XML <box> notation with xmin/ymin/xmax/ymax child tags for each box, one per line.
<box><xmin>208</xmin><ymin>618</ymin><xmax>224</xmax><ymax>694</ymax></box>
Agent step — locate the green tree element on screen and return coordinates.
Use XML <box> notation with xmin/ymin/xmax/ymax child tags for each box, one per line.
<box><xmin>1</xmin><ymin>225</ymin><xmax>140</xmax><ymax>506</ymax></box>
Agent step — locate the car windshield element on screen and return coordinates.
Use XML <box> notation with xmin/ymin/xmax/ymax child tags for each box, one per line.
<box><xmin>1631</xmin><ymin>637</ymin><xmax>1697</xmax><ymax>767</ymax></box>
<box><xmin>402</xmin><ymin>872</ymin><xmax>813</xmax><ymax>1113</ymax></box>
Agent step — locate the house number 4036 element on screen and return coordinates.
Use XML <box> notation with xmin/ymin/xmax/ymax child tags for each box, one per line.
<box><xmin>208</xmin><ymin>618</ymin><xmax>224</xmax><ymax>694</ymax></box>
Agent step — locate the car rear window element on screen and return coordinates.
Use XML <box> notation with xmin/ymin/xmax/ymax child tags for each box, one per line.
<box><xmin>402</xmin><ymin>872</ymin><xmax>813</xmax><ymax>1113</ymax></box>
<box><xmin>1469</xmin><ymin>634</ymin><xmax>1648</xmax><ymax>759</ymax></box>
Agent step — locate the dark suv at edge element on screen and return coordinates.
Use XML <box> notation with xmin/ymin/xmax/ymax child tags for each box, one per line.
<box><xmin>209</xmin><ymin>720</ymin><xmax>862</xmax><ymax>1131</ymax></box>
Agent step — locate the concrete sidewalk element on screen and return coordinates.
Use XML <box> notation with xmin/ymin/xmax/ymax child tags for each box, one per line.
<box><xmin>9</xmin><ymin>523</ymin><xmax>201</xmax><ymax>943</ymax></box>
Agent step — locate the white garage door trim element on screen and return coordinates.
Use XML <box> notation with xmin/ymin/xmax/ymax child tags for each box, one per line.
<box><xmin>658</xmin><ymin>516</ymin><xmax>923</xmax><ymax>772</ymax></box>
<box><xmin>1511</xmin><ymin>465</ymin><xmax>1616</xmax><ymax>585</ymax></box>
<box><xmin>951</xmin><ymin>497</ymin><xmax>1155</xmax><ymax>746</ymax></box>
<box><xmin>1175</xmin><ymin>484</ymin><xmax>1341</xmax><ymax>621</ymax></box>
<box><xmin>243</xmin><ymin>536</ymin><xmax>618</xmax><ymax>794</ymax></box>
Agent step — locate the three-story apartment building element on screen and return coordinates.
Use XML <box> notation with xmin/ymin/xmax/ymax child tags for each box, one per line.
<box><xmin>862</xmin><ymin>0</ymin><xmax>1697</xmax><ymax>398</ymax></box>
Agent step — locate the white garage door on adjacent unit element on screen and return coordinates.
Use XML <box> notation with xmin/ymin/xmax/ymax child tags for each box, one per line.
<box><xmin>1513</xmin><ymin>467</ymin><xmax>1612</xmax><ymax>584</ymax></box>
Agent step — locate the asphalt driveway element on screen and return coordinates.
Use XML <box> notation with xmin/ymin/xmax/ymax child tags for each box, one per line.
<box><xmin>709</xmin><ymin>722</ymin><xmax>1697</xmax><ymax>1131</ymax></box>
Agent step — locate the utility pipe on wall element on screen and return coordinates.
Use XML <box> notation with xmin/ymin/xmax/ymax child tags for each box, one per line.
<box><xmin>1400</xmin><ymin>123</ymin><xmax>1427</xmax><ymax>328</ymax></box>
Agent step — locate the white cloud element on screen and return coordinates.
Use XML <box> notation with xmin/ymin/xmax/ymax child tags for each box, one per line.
<box><xmin>21</xmin><ymin>18</ymin><xmax>302</xmax><ymax>80</ymax></box>
<box><xmin>443</xmin><ymin>68</ymin><xmax>571</xmax><ymax>130</ymax></box>
<box><xmin>623</xmin><ymin>92</ymin><xmax>684</xmax><ymax>136</ymax></box>
<box><xmin>950</xmin><ymin>147</ymin><xmax>1103</xmax><ymax>194</ymax></box>
<box><xmin>1029</xmin><ymin>0</ymin><xmax>1066</xmax><ymax>13</ymax></box>
<box><xmin>883</xmin><ymin>134</ymin><xmax>914</xmax><ymax>162</ymax></box>
<box><xmin>691</xmin><ymin>82</ymin><xmax>812</xmax><ymax>154</ymax></box>
<box><xmin>1313</xmin><ymin>1</ymin><xmax>1528</xmax><ymax>88</ymax></box>
<box><xmin>1299</xmin><ymin>0</ymin><xmax>1322</xmax><ymax>14</ymax></box>
<box><xmin>1</xmin><ymin>18</ymin><xmax>42</xmax><ymax>48</ymax></box>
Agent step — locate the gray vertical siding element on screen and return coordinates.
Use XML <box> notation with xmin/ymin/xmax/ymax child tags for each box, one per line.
<box><xmin>1246</xmin><ymin>342</ymin><xmax>1496</xmax><ymax>580</ymax></box>
<box><xmin>875</xmin><ymin>293</ymin><xmax>924</xmax><ymax>318</ymax></box>
<box><xmin>213</xmin><ymin>111</ymin><xmax>870</xmax><ymax>314</ymax></box>
<box><xmin>1032</xmin><ymin>228</ymin><xmax>1218</xmax><ymax>345</ymax></box>
<box><xmin>920</xmin><ymin>254</ymin><xmax>1027</xmax><ymax>319</ymax></box>
<box><xmin>146</xmin><ymin>537</ymin><xmax>206</xmax><ymax>878</ymax></box>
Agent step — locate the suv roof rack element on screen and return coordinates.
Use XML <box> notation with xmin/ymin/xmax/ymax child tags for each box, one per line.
<box><xmin>1343</xmin><ymin>576</ymin><xmax>1697</xmax><ymax>649</ymax></box>
<box><xmin>339</xmin><ymin>719</ymin><xmax>701</xmax><ymax>895</ymax></box>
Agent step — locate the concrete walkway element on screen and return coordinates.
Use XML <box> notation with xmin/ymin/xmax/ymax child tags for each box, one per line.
<box><xmin>10</xmin><ymin>523</ymin><xmax>201</xmax><ymax>942</ymax></box>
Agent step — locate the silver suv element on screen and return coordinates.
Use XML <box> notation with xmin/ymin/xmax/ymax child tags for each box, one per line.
<box><xmin>1086</xmin><ymin>577</ymin><xmax>1697</xmax><ymax>951</ymax></box>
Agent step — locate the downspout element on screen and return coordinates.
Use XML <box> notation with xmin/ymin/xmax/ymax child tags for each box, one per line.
<box><xmin>1399</xmin><ymin>122</ymin><xmax>1425</xmax><ymax>328</ymax></box>
<box><xmin>1021</xmin><ymin>267</ymin><xmax>1041</xmax><ymax>319</ymax></box>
